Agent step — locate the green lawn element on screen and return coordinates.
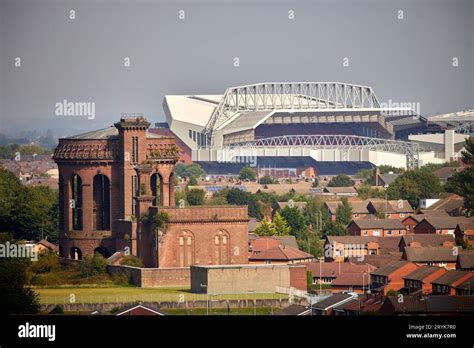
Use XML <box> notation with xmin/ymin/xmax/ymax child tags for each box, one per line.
<box><xmin>34</xmin><ymin>286</ymin><xmax>288</xmax><ymax>304</ymax></box>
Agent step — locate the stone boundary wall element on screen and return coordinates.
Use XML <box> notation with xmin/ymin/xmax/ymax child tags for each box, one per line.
<box><xmin>107</xmin><ymin>264</ymin><xmax>190</xmax><ymax>287</ymax></box>
<box><xmin>41</xmin><ymin>298</ymin><xmax>305</xmax><ymax>313</ymax></box>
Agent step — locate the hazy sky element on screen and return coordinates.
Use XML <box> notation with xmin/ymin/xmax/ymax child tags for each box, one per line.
<box><xmin>0</xmin><ymin>0</ymin><xmax>473</xmax><ymax>134</ymax></box>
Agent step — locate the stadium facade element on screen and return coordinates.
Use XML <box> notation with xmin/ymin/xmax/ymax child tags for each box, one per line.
<box><xmin>162</xmin><ymin>82</ymin><xmax>471</xmax><ymax>175</ymax></box>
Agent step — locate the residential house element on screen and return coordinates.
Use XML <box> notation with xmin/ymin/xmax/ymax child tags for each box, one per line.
<box><xmin>433</xmin><ymin>166</ymin><xmax>465</xmax><ymax>184</ymax></box>
<box><xmin>421</xmin><ymin>193</ymin><xmax>465</xmax><ymax>216</ymax></box>
<box><xmin>453</xmin><ymin>278</ymin><xmax>474</xmax><ymax>295</ymax></box>
<box><xmin>273</xmin><ymin>304</ymin><xmax>312</xmax><ymax>316</ymax></box>
<box><xmin>366</xmin><ymin>199</ymin><xmax>414</xmax><ymax>219</ymax></box>
<box><xmin>401</xmin><ymin>212</ymin><xmax>450</xmax><ymax>234</ymax></box>
<box><xmin>306</xmin><ymin>262</ymin><xmax>375</xmax><ymax>287</ymax></box>
<box><xmin>379</xmin><ymin>295</ymin><xmax>474</xmax><ymax>315</ymax></box>
<box><xmin>248</xmin><ymin>245</ymin><xmax>313</xmax><ymax>264</ymax></box>
<box><xmin>323</xmin><ymin>186</ymin><xmax>358</xmax><ymax>196</ymax></box>
<box><xmin>455</xmin><ymin>220</ymin><xmax>474</xmax><ymax>246</ymax></box>
<box><xmin>402</xmin><ymin>265</ymin><xmax>448</xmax><ymax>294</ymax></box>
<box><xmin>271</xmin><ymin>201</ymin><xmax>307</xmax><ymax>218</ymax></box>
<box><xmin>248</xmin><ymin>235</ymin><xmax>299</xmax><ymax>257</ymax></box>
<box><xmin>330</xmin><ymin>272</ymin><xmax>372</xmax><ymax>294</ymax></box>
<box><xmin>372</xmin><ymin>173</ymin><xmax>399</xmax><ymax>188</ymax></box>
<box><xmin>370</xmin><ymin>260</ymin><xmax>419</xmax><ymax>295</ymax></box>
<box><xmin>403</xmin><ymin>246</ymin><xmax>458</xmax><ymax>269</ymax></box>
<box><xmin>324</xmin><ymin>235</ymin><xmax>401</xmax><ymax>262</ymax></box>
<box><xmin>33</xmin><ymin>239</ymin><xmax>59</xmax><ymax>254</ymax></box>
<box><xmin>398</xmin><ymin>234</ymin><xmax>455</xmax><ymax>252</ymax></box>
<box><xmin>347</xmin><ymin>218</ymin><xmax>404</xmax><ymax>237</ymax></box>
<box><xmin>311</xmin><ymin>293</ymin><xmax>357</xmax><ymax>315</ymax></box>
<box><xmin>431</xmin><ymin>270</ymin><xmax>474</xmax><ymax>295</ymax></box>
<box><xmin>457</xmin><ymin>251</ymin><xmax>474</xmax><ymax>270</ymax></box>
<box><xmin>115</xmin><ymin>304</ymin><xmax>165</xmax><ymax>316</ymax></box>
<box><xmin>414</xmin><ymin>216</ymin><xmax>474</xmax><ymax>236</ymax></box>
<box><xmin>325</xmin><ymin>200</ymin><xmax>370</xmax><ymax>222</ymax></box>
<box><xmin>332</xmin><ymin>294</ymin><xmax>384</xmax><ymax>315</ymax></box>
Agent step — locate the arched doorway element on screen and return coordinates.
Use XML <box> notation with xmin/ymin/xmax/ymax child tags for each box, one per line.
<box><xmin>93</xmin><ymin>174</ymin><xmax>110</xmax><ymax>230</ymax></box>
<box><xmin>94</xmin><ymin>247</ymin><xmax>110</xmax><ymax>258</ymax></box>
<box><xmin>70</xmin><ymin>247</ymin><xmax>82</xmax><ymax>260</ymax></box>
<box><xmin>71</xmin><ymin>174</ymin><xmax>83</xmax><ymax>230</ymax></box>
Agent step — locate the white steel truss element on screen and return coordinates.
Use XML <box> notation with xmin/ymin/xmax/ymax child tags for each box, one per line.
<box><xmin>224</xmin><ymin>134</ymin><xmax>420</xmax><ymax>169</ymax></box>
<box><xmin>204</xmin><ymin>82</ymin><xmax>380</xmax><ymax>143</ymax></box>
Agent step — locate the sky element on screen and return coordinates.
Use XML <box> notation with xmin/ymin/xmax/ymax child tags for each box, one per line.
<box><xmin>0</xmin><ymin>0</ymin><xmax>473</xmax><ymax>135</ymax></box>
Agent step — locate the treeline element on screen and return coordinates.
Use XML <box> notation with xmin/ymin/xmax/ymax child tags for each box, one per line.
<box><xmin>0</xmin><ymin>168</ymin><xmax>59</xmax><ymax>242</ymax></box>
<box><xmin>0</xmin><ymin>144</ymin><xmax>53</xmax><ymax>159</ymax></box>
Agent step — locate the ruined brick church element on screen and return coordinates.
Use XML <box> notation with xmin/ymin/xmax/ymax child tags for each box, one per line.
<box><xmin>53</xmin><ymin>116</ymin><xmax>248</xmax><ymax>267</ymax></box>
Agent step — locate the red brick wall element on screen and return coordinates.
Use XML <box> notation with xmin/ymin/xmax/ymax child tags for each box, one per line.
<box><xmin>289</xmin><ymin>266</ymin><xmax>307</xmax><ymax>291</ymax></box>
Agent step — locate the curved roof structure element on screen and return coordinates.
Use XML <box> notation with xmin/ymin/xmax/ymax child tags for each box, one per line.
<box><xmin>204</xmin><ymin>82</ymin><xmax>381</xmax><ymax>134</ymax></box>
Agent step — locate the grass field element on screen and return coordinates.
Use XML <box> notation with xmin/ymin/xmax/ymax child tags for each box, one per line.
<box><xmin>34</xmin><ymin>286</ymin><xmax>288</xmax><ymax>304</ymax></box>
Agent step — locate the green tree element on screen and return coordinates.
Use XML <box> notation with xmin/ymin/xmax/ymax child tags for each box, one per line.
<box><xmin>0</xmin><ymin>256</ymin><xmax>40</xmax><ymax>314</ymax></box>
<box><xmin>80</xmin><ymin>253</ymin><xmax>107</xmax><ymax>277</ymax></box>
<box><xmin>446</xmin><ymin>167</ymin><xmax>474</xmax><ymax>215</ymax></box>
<box><xmin>386</xmin><ymin>168</ymin><xmax>442</xmax><ymax>207</ymax></box>
<box><xmin>272</xmin><ymin>212</ymin><xmax>290</xmax><ymax>236</ymax></box>
<box><xmin>335</xmin><ymin>198</ymin><xmax>352</xmax><ymax>226</ymax></box>
<box><xmin>226</xmin><ymin>188</ymin><xmax>263</xmax><ymax>220</ymax></box>
<box><xmin>303</xmin><ymin>197</ymin><xmax>329</xmax><ymax>233</ymax></box>
<box><xmin>175</xmin><ymin>163</ymin><xmax>206</xmax><ymax>178</ymax></box>
<box><xmin>323</xmin><ymin>221</ymin><xmax>347</xmax><ymax>236</ymax></box>
<box><xmin>186</xmin><ymin>188</ymin><xmax>206</xmax><ymax>206</ymax></box>
<box><xmin>461</xmin><ymin>137</ymin><xmax>474</xmax><ymax>165</ymax></box>
<box><xmin>187</xmin><ymin>176</ymin><xmax>198</xmax><ymax>186</ymax></box>
<box><xmin>357</xmin><ymin>184</ymin><xmax>385</xmax><ymax>200</ymax></box>
<box><xmin>378</xmin><ymin>165</ymin><xmax>404</xmax><ymax>174</ymax></box>
<box><xmin>238</xmin><ymin>166</ymin><xmax>257</xmax><ymax>181</ymax></box>
<box><xmin>327</xmin><ymin>174</ymin><xmax>354</xmax><ymax>187</ymax></box>
<box><xmin>279</xmin><ymin>206</ymin><xmax>306</xmax><ymax>239</ymax></box>
<box><xmin>259</xmin><ymin>176</ymin><xmax>277</xmax><ymax>185</ymax></box>
<box><xmin>355</xmin><ymin>168</ymin><xmax>374</xmax><ymax>181</ymax></box>
<box><xmin>120</xmin><ymin>255</ymin><xmax>144</xmax><ymax>267</ymax></box>
<box><xmin>254</xmin><ymin>218</ymin><xmax>277</xmax><ymax>236</ymax></box>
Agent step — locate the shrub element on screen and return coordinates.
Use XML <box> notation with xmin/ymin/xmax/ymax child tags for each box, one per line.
<box><xmin>111</xmin><ymin>272</ymin><xmax>131</xmax><ymax>286</ymax></box>
<box><xmin>30</xmin><ymin>251</ymin><xmax>59</xmax><ymax>274</ymax></box>
<box><xmin>120</xmin><ymin>255</ymin><xmax>143</xmax><ymax>268</ymax></box>
<box><xmin>80</xmin><ymin>253</ymin><xmax>107</xmax><ymax>277</ymax></box>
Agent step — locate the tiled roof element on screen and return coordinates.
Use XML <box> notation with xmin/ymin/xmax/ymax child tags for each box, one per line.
<box><xmin>424</xmin><ymin>195</ymin><xmax>464</xmax><ymax>213</ymax></box>
<box><xmin>324</xmin><ymin>187</ymin><xmax>357</xmax><ymax>194</ymax></box>
<box><xmin>273</xmin><ymin>304</ymin><xmax>311</xmax><ymax>316</ymax></box>
<box><xmin>348</xmin><ymin>254</ymin><xmax>403</xmax><ymax>268</ymax></box>
<box><xmin>403</xmin><ymin>265</ymin><xmax>445</xmax><ymax>282</ymax></box>
<box><xmin>352</xmin><ymin>218</ymin><xmax>403</xmax><ymax>230</ymax></box>
<box><xmin>331</xmin><ymin>272</ymin><xmax>368</xmax><ymax>287</ymax></box>
<box><xmin>383</xmin><ymin>295</ymin><xmax>474</xmax><ymax>313</ymax></box>
<box><xmin>421</xmin><ymin>216</ymin><xmax>473</xmax><ymax>229</ymax></box>
<box><xmin>249</xmin><ymin>245</ymin><xmax>312</xmax><ymax>261</ymax></box>
<box><xmin>313</xmin><ymin>294</ymin><xmax>355</xmax><ymax>310</ymax></box>
<box><xmin>400</xmin><ymin>234</ymin><xmax>455</xmax><ymax>247</ymax></box>
<box><xmin>326</xmin><ymin>235</ymin><xmax>402</xmax><ymax>254</ymax></box>
<box><xmin>378</xmin><ymin>173</ymin><xmax>399</xmax><ymax>186</ymax></box>
<box><xmin>368</xmin><ymin>199</ymin><xmax>413</xmax><ymax>213</ymax></box>
<box><xmin>453</xmin><ymin>278</ymin><xmax>474</xmax><ymax>291</ymax></box>
<box><xmin>431</xmin><ymin>270</ymin><xmax>473</xmax><ymax>286</ymax></box>
<box><xmin>305</xmin><ymin>262</ymin><xmax>374</xmax><ymax>278</ymax></box>
<box><xmin>325</xmin><ymin>200</ymin><xmax>369</xmax><ymax>214</ymax></box>
<box><xmin>458</xmin><ymin>252</ymin><xmax>474</xmax><ymax>269</ymax></box>
<box><xmin>370</xmin><ymin>260</ymin><xmax>413</xmax><ymax>277</ymax></box>
<box><xmin>36</xmin><ymin>239</ymin><xmax>59</xmax><ymax>252</ymax></box>
<box><xmin>405</xmin><ymin>246</ymin><xmax>458</xmax><ymax>263</ymax></box>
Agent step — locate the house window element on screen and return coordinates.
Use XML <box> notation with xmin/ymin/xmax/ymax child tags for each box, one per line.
<box><xmin>189</xmin><ymin>130</ymin><xmax>192</xmax><ymax>139</ymax></box>
<box><xmin>373</xmin><ymin>231</ymin><xmax>380</xmax><ymax>236</ymax></box>
<box><xmin>400</xmin><ymin>213</ymin><xmax>405</xmax><ymax>218</ymax></box>
<box><xmin>387</xmin><ymin>230</ymin><xmax>392</xmax><ymax>235</ymax></box>
<box><xmin>362</xmin><ymin>231</ymin><xmax>368</xmax><ymax>236</ymax></box>
<box><xmin>354</xmin><ymin>213</ymin><xmax>360</xmax><ymax>218</ymax></box>
<box><xmin>369</xmin><ymin>249</ymin><xmax>377</xmax><ymax>255</ymax></box>
<box><xmin>386</xmin><ymin>214</ymin><xmax>391</xmax><ymax>218</ymax></box>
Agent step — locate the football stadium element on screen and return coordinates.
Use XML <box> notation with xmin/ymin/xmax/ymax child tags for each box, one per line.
<box><xmin>160</xmin><ymin>82</ymin><xmax>471</xmax><ymax>176</ymax></box>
